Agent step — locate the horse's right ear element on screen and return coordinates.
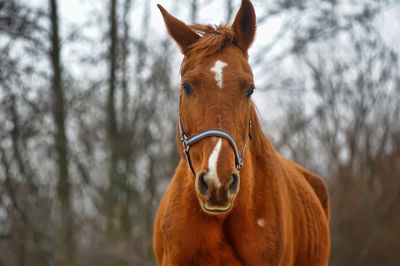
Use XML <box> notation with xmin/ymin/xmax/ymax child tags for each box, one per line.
<box><xmin>157</xmin><ymin>4</ymin><xmax>199</xmax><ymax>54</ymax></box>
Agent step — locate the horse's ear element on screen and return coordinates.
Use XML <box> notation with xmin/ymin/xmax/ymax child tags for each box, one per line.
<box><xmin>157</xmin><ymin>4</ymin><xmax>199</xmax><ymax>54</ymax></box>
<box><xmin>231</xmin><ymin>0</ymin><xmax>256</xmax><ymax>52</ymax></box>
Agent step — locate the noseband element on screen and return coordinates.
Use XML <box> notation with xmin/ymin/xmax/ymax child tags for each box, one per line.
<box><xmin>179</xmin><ymin>118</ymin><xmax>253</xmax><ymax>177</ymax></box>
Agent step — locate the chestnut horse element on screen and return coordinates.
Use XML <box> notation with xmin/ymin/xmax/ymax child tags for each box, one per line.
<box><xmin>153</xmin><ymin>1</ymin><xmax>330</xmax><ymax>265</ymax></box>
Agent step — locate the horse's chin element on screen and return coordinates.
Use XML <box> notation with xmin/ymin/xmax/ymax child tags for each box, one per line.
<box><xmin>199</xmin><ymin>202</ymin><xmax>233</xmax><ymax>215</ymax></box>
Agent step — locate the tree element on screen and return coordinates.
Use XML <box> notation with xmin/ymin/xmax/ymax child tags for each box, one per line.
<box><xmin>262</xmin><ymin>1</ymin><xmax>400</xmax><ymax>264</ymax></box>
<box><xmin>49</xmin><ymin>0</ymin><xmax>74</xmax><ymax>265</ymax></box>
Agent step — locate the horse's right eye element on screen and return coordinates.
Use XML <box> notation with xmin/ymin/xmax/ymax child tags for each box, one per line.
<box><xmin>183</xmin><ymin>82</ymin><xmax>193</xmax><ymax>95</ymax></box>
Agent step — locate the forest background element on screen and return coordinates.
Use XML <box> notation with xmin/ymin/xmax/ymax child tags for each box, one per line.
<box><xmin>0</xmin><ymin>0</ymin><xmax>399</xmax><ymax>265</ymax></box>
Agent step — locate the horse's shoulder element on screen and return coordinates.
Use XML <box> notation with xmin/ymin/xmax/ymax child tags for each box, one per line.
<box><xmin>153</xmin><ymin>161</ymin><xmax>189</xmax><ymax>264</ymax></box>
<box><xmin>279</xmin><ymin>156</ymin><xmax>330</xmax><ymax>219</ymax></box>
<box><xmin>156</xmin><ymin>161</ymin><xmax>185</xmax><ymax>224</ymax></box>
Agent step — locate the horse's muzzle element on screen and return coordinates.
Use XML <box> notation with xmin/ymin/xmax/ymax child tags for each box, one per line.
<box><xmin>195</xmin><ymin>171</ymin><xmax>239</xmax><ymax>214</ymax></box>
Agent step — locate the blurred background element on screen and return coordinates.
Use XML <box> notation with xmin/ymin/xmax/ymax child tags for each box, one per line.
<box><xmin>0</xmin><ymin>0</ymin><xmax>399</xmax><ymax>265</ymax></box>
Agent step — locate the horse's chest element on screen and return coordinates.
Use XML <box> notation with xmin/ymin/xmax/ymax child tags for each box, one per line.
<box><xmin>161</xmin><ymin>217</ymin><xmax>242</xmax><ymax>265</ymax></box>
<box><xmin>164</xmin><ymin>220</ymin><xmax>278</xmax><ymax>265</ymax></box>
<box><xmin>227</xmin><ymin>223</ymin><xmax>281</xmax><ymax>265</ymax></box>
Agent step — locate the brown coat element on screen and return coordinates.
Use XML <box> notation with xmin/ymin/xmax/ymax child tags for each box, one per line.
<box><xmin>154</xmin><ymin>1</ymin><xmax>330</xmax><ymax>265</ymax></box>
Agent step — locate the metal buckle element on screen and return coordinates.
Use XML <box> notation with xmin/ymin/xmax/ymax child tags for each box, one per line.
<box><xmin>236</xmin><ymin>157</ymin><xmax>243</xmax><ymax>171</ymax></box>
<box><xmin>181</xmin><ymin>135</ymin><xmax>190</xmax><ymax>152</ymax></box>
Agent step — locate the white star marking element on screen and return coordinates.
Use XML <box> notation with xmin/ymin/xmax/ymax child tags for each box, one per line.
<box><xmin>210</xmin><ymin>60</ymin><xmax>227</xmax><ymax>89</ymax></box>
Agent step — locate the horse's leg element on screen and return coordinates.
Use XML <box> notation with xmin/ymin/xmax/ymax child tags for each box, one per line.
<box><xmin>154</xmin><ymin>190</ymin><xmax>170</xmax><ymax>265</ymax></box>
<box><xmin>153</xmin><ymin>215</ymin><xmax>164</xmax><ymax>264</ymax></box>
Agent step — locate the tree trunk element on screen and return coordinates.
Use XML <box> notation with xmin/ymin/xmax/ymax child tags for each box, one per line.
<box><xmin>105</xmin><ymin>0</ymin><xmax>119</xmax><ymax>236</ymax></box>
<box><xmin>49</xmin><ymin>0</ymin><xmax>74</xmax><ymax>265</ymax></box>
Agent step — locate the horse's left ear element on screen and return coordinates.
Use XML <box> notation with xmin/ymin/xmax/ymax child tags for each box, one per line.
<box><xmin>231</xmin><ymin>0</ymin><xmax>256</xmax><ymax>52</ymax></box>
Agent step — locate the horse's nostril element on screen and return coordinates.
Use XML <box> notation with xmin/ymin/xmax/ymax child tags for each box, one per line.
<box><xmin>229</xmin><ymin>173</ymin><xmax>239</xmax><ymax>195</ymax></box>
<box><xmin>198</xmin><ymin>172</ymin><xmax>209</xmax><ymax>195</ymax></box>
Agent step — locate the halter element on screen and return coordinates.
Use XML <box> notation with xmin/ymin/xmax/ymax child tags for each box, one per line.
<box><xmin>179</xmin><ymin>118</ymin><xmax>253</xmax><ymax>177</ymax></box>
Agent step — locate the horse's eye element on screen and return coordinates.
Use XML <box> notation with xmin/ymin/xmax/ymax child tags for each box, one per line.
<box><xmin>182</xmin><ymin>82</ymin><xmax>193</xmax><ymax>95</ymax></box>
<box><xmin>246</xmin><ymin>85</ymin><xmax>254</xmax><ymax>98</ymax></box>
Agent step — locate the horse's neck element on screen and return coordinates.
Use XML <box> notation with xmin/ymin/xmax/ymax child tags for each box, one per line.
<box><xmin>248</xmin><ymin>107</ymin><xmax>280</xmax><ymax>164</ymax></box>
<box><xmin>237</xmin><ymin>111</ymin><xmax>286</xmax><ymax>211</ymax></box>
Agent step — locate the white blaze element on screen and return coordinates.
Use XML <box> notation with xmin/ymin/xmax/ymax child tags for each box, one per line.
<box><xmin>206</xmin><ymin>138</ymin><xmax>222</xmax><ymax>187</ymax></box>
<box><xmin>210</xmin><ymin>60</ymin><xmax>227</xmax><ymax>88</ymax></box>
<box><xmin>206</xmin><ymin>60</ymin><xmax>227</xmax><ymax>187</ymax></box>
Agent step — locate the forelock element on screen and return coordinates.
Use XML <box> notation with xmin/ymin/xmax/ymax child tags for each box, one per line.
<box><xmin>187</xmin><ymin>24</ymin><xmax>235</xmax><ymax>58</ymax></box>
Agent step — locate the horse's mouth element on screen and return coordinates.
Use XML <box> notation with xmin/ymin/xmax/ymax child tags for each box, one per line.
<box><xmin>200</xmin><ymin>203</ymin><xmax>232</xmax><ymax>214</ymax></box>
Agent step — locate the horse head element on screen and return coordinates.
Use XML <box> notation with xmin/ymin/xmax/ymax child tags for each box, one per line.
<box><xmin>158</xmin><ymin>0</ymin><xmax>256</xmax><ymax>215</ymax></box>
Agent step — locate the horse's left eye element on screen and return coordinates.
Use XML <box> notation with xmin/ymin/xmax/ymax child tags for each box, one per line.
<box><xmin>246</xmin><ymin>85</ymin><xmax>254</xmax><ymax>98</ymax></box>
<box><xmin>183</xmin><ymin>82</ymin><xmax>193</xmax><ymax>95</ymax></box>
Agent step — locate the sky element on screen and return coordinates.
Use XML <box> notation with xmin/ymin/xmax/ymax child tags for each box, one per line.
<box><xmin>28</xmin><ymin>0</ymin><xmax>400</xmax><ymax>125</ymax></box>
<box><xmin>52</xmin><ymin>0</ymin><xmax>285</xmax><ymax>122</ymax></box>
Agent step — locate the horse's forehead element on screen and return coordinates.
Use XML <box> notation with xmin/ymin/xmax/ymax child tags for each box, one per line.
<box><xmin>205</xmin><ymin>52</ymin><xmax>241</xmax><ymax>70</ymax></box>
<box><xmin>183</xmin><ymin>58</ymin><xmax>246</xmax><ymax>81</ymax></box>
<box><xmin>184</xmin><ymin>46</ymin><xmax>246</xmax><ymax>70</ymax></box>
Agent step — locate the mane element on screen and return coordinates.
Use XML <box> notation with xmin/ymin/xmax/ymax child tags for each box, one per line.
<box><xmin>187</xmin><ymin>24</ymin><xmax>235</xmax><ymax>57</ymax></box>
<box><xmin>249</xmin><ymin>101</ymin><xmax>277</xmax><ymax>157</ymax></box>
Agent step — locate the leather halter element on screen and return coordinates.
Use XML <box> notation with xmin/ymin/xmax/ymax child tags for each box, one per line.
<box><xmin>179</xmin><ymin>118</ymin><xmax>253</xmax><ymax>177</ymax></box>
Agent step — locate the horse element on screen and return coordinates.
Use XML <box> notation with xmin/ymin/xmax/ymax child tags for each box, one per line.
<box><xmin>153</xmin><ymin>1</ymin><xmax>330</xmax><ymax>265</ymax></box>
